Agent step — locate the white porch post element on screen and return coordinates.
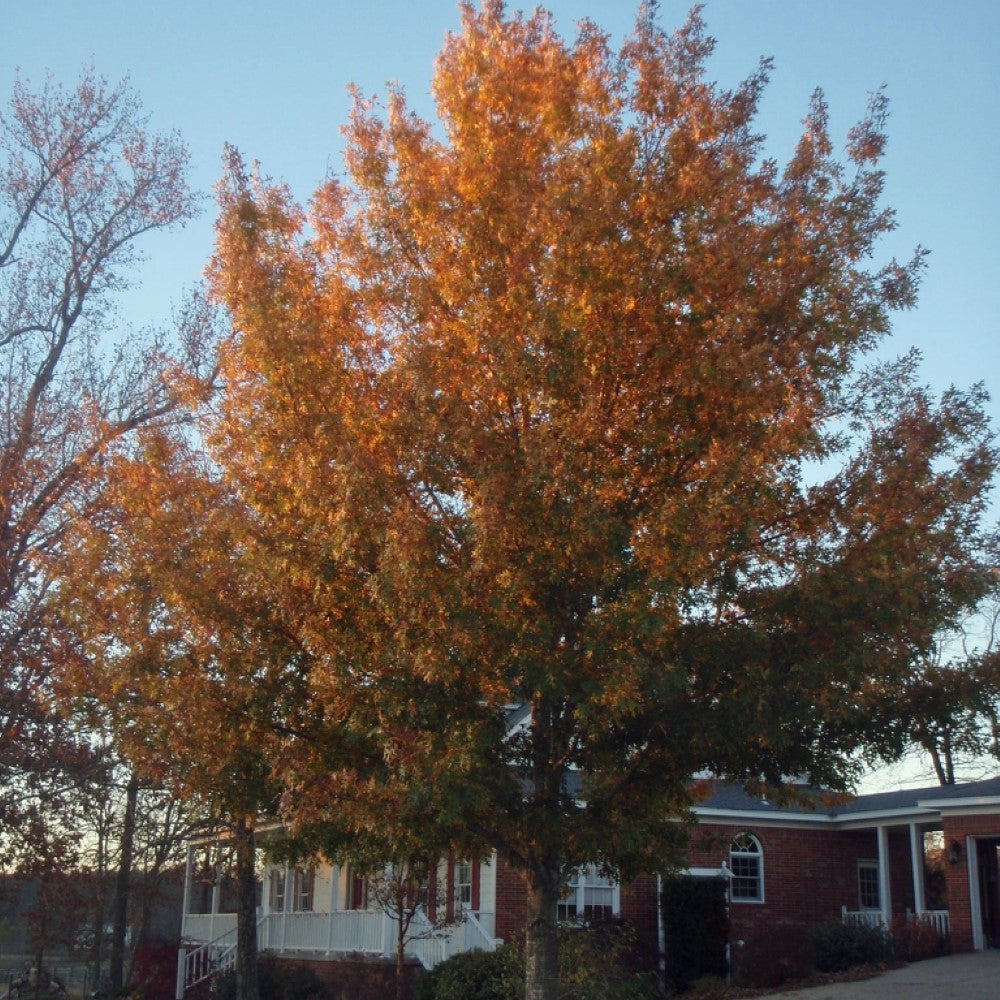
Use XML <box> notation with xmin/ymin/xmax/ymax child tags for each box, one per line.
<box><xmin>381</xmin><ymin>906</ymin><xmax>395</xmax><ymax>959</ymax></box>
<box><xmin>282</xmin><ymin>865</ymin><xmax>293</xmax><ymax>950</ymax></box>
<box><xmin>209</xmin><ymin>852</ymin><xmax>221</xmax><ymax>943</ymax></box>
<box><xmin>877</xmin><ymin>825</ymin><xmax>892</xmax><ymax>927</ymax></box>
<box><xmin>180</xmin><ymin>844</ymin><xmax>195</xmax><ymax>938</ymax></box>
<box><xmin>968</xmin><ymin>836</ymin><xmax>984</xmax><ymax>950</ymax></box>
<box><xmin>328</xmin><ymin>864</ymin><xmax>339</xmax><ymax>954</ymax></box>
<box><xmin>175</xmin><ymin>948</ymin><xmax>186</xmax><ymax>1000</ymax></box>
<box><xmin>909</xmin><ymin>824</ymin><xmax>926</xmax><ymax>915</ymax></box>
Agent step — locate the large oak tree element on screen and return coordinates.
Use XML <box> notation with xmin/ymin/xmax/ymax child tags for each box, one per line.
<box><xmin>83</xmin><ymin>5</ymin><xmax>996</xmax><ymax>999</ymax></box>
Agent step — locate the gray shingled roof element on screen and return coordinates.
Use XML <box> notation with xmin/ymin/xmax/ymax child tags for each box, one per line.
<box><xmin>697</xmin><ymin>776</ymin><xmax>1000</xmax><ymax>822</ymax></box>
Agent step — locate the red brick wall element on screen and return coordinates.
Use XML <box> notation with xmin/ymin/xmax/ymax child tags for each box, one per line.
<box><xmin>491</xmin><ymin>824</ymin><xmax>915</xmax><ymax>951</ymax></box>
<box><xmin>494</xmin><ymin>856</ymin><xmax>528</xmax><ymax>944</ymax></box>
<box><xmin>940</xmin><ymin>814</ymin><xmax>1000</xmax><ymax>952</ymax></box>
<box><xmin>683</xmin><ymin>823</ymin><xmax>917</xmax><ymax>945</ymax></box>
<box><xmin>265</xmin><ymin>956</ymin><xmax>422</xmax><ymax>1000</ymax></box>
<box><xmin>620</xmin><ymin>873</ymin><xmax>659</xmax><ymax>952</ymax></box>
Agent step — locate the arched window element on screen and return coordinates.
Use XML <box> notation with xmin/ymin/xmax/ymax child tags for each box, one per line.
<box><xmin>729</xmin><ymin>833</ymin><xmax>763</xmax><ymax>902</ymax></box>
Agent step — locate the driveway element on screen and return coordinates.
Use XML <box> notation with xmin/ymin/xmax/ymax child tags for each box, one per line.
<box><xmin>764</xmin><ymin>950</ymin><xmax>1000</xmax><ymax>1000</ymax></box>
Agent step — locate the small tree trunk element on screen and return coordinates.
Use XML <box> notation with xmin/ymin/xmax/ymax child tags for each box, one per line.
<box><xmin>110</xmin><ymin>773</ymin><xmax>139</xmax><ymax>994</ymax></box>
<box><xmin>929</xmin><ymin>744</ymin><xmax>948</xmax><ymax>786</ymax></box>
<box><xmin>524</xmin><ymin>866</ymin><xmax>559</xmax><ymax>1000</ymax></box>
<box><xmin>233</xmin><ymin>816</ymin><xmax>260</xmax><ymax>1000</ymax></box>
<box><xmin>89</xmin><ymin>880</ymin><xmax>106</xmax><ymax>990</ymax></box>
<box><xmin>396</xmin><ymin>896</ymin><xmax>406</xmax><ymax>1000</ymax></box>
<box><xmin>33</xmin><ymin>938</ymin><xmax>45</xmax><ymax>1000</ymax></box>
<box><xmin>943</xmin><ymin>729</ymin><xmax>956</xmax><ymax>785</ymax></box>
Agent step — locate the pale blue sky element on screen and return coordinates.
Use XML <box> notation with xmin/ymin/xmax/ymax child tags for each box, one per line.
<box><xmin>5</xmin><ymin>4</ymin><xmax>998</xmax><ymax>787</ymax></box>
<box><xmin>5</xmin><ymin>1</ymin><xmax>997</xmax><ymax>430</ymax></box>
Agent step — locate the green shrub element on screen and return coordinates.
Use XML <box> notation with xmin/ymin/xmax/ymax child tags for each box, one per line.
<box><xmin>211</xmin><ymin>956</ymin><xmax>327</xmax><ymax>1000</ymax></box>
<box><xmin>414</xmin><ymin>945</ymin><xmax>523</xmax><ymax>1000</ymax></box>
<box><xmin>416</xmin><ymin>920</ymin><xmax>659</xmax><ymax>1000</ymax></box>
<box><xmin>557</xmin><ymin>919</ymin><xmax>660</xmax><ymax>1000</ymax></box>
<box><xmin>806</xmin><ymin>919</ymin><xmax>890</xmax><ymax>973</ymax></box>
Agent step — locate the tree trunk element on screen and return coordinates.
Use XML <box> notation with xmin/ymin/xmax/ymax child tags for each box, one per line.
<box><xmin>929</xmin><ymin>744</ymin><xmax>948</xmax><ymax>786</ymax></box>
<box><xmin>523</xmin><ymin>867</ymin><xmax>559</xmax><ymax>1000</ymax></box>
<box><xmin>88</xmin><ymin>856</ymin><xmax>106</xmax><ymax>992</ymax></box>
<box><xmin>110</xmin><ymin>773</ymin><xmax>139</xmax><ymax>994</ymax></box>
<box><xmin>233</xmin><ymin>816</ymin><xmax>260</xmax><ymax>1000</ymax></box>
<box><xmin>33</xmin><ymin>936</ymin><xmax>45</xmax><ymax>1000</ymax></box>
<box><xmin>396</xmin><ymin>895</ymin><xmax>406</xmax><ymax>1000</ymax></box>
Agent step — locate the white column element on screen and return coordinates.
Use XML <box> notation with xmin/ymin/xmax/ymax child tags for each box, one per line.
<box><xmin>967</xmin><ymin>836</ymin><xmax>985</xmax><ymax>950</ymax></box>
<box><xmin>282</xmin><ymin>866</ymin><xmax>293</xmax><ymax>950</ymax></box>
<box><xmin>209</xmin><ymin>850</ymin><xmax>221</xmax><ymax>942</ymax></box>
<box><xmin>877</xmin><ymin>825</ymin><xmax>892</xmax><ymax>927</ymax></box>
<box><xmin>180</xmin><ymin>844</ymin><xmax>195</xmax><ymax>937</ymax></box>
<box><xmin>909</xmin><ymin>824</ymin><xmax>926</xmax><ymax>914</ymax></box>
<box><xmin>175</xmin><ymin>948</ymin><xmax>187</xmax><ymax>1000</ymax></box>
<box><xmin>328</xmin><ymin>864</ymin><xmax>339</xmax><ymax>954</ymax></box>
<box><xmin>381</xmin><ymin>905</ymin><xmax>395</xmax><ymax>958</ymax></box>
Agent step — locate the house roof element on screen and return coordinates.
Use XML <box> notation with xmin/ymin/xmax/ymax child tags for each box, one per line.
<box><xmin>695</xmin><ymin>775</ymin><xmax>1000</xmax><ymax>828</ymax></box>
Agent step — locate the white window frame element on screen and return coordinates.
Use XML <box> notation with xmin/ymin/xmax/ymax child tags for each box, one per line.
<box><xmin>292</xmin><ymin>867</ymin><xmax>315</xmax><ymax>912</ymax></box>
<box><xmin>269</xmin><ymin>869</ymin><xmax>286</xmax><ymax>912</ymax></box>
<box><xmin>729</xmin><ymin>833</ymin><xmax>764</xmax><ymax>904</ymax></box>
<box><xmin>557</xmin><ymin>864</ymin><xmax>619</xmax><ymax>922</ymax></box>
<box><xmin>857</xmin><ymin>859</ymin><xmax>880</xmax><ymax>911</ymax></box>
<box><xmin>454</xmin><ymin>859</ymin><xmax>473</xmax><ymax>910</ymax></box>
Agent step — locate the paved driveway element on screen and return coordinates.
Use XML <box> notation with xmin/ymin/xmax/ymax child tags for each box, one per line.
<box><xmin>765</xmin><ymin>950</ymin><xmax>1000</xmax><ymax>1000</ymax></box>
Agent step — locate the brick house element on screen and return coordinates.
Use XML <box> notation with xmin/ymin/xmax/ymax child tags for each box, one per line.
<box><xmin>175</xmin><ymin>776</ymin><xmax>1000</xmax><ymax>996</ymax></box>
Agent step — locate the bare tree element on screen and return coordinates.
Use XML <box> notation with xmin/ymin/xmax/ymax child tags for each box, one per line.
<box><xmin>0</xmin><ymin>66</ymin><xmax>212</xmax><ymax>846</ymax></box>
<box><xmin>896</xmin><ymin>585</ymin><xmax>1000</xmax><ymax>784</ymax></box>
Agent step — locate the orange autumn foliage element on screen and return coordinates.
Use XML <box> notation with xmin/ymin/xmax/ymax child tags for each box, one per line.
<box><xmin>67</xmin><ymin>6</ymin><xmax>998</xmax><ymax>1000</ymax></box>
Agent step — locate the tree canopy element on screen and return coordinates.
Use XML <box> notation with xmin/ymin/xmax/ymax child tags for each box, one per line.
<box><xmin>67</xmin><ymin>5</ymin><xmax>998</xmax><ymax>1000</ymax></box>
<box><xmin>0</xmin><ymin>65</ymin><xmax>214</xmax><ymax>858</ymax></box>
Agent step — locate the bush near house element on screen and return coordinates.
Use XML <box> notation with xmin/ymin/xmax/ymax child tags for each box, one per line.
<box><xmin>414</xmin><ymin>945</ymin><xmax>522</xmax><ymax>1000</ymax></box>
<box><xmin>888</xmin><ymin>915</ymin><xmax>950</xmax><ymax>963</ymax></box>
<box><xmin>210</xmin><ymin>957</ymin><xmax>328</xmax><ymax>1000</ymax></box>
<box><xmin>129</xmin><ymin>941</ymin><xmax>182</xmax><ymax>1000</ymax></box>
<box><xmin>806</xmin><ymin>919</ymin><xmax>892</xmax><ymax>973</ymax></box>
<box><xmin>415</xmin><ymin>919</ymin><xmax>659</xmax><ymax>1000</ymax></box>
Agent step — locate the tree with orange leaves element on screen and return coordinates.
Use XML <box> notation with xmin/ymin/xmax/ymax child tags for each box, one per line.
<box><xmin>58</xmin><ymin>428</ymin><xmax>312</xmax><ymax>1000</ymax></box>
<box><xmin>0</xmin><ymin>66</ymin><xmax>211</xmax><ymax>873</ymax></box>
<box><xmin>181</xmin><ymin>4</ymin><xmax>997</xmax><ymax>998</ymax></box>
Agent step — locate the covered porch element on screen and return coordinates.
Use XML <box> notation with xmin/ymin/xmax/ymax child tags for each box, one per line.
<box><xmin>835</xmin><ymin>778</ymin><xmax>1000</xmax><ymax>952</ymax></box>
<box><xmin>836</xmin><ymin>816</ymin><xmax>949</xmax><ymax>936</ymax></box>
<box><xmin>175</xmin><ymin>842</ymin><xmax>501</xmax><ymax>997</ymax></box>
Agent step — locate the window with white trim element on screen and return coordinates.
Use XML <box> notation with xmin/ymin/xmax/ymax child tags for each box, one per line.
<box><xmin>292</xmin><ymin>867</ymin><xmax>315</xmax><ymax>912</ymax></box>
<box><xmin>858</xmin><ymin>860</ymin><xmax>880</xmax><ymax>910</ymax></box>
<box><xmin>557</xmin><ymin>864</ymin><xmax>616</xmax><ymax>922</ymax></box>
<box><xmin>729</xmin><ymin>833</ymin><xmax>763</xmax><ymax>903</ymax></box>
<box><xmin>269</xmin><ymin>869</ymin><xmax>286</xmax><ymax>912</ymax></box>
<box><xmin>455</xmin><ymin>860</ymin><xmax>473</xmax><ymax>910</ymax></box>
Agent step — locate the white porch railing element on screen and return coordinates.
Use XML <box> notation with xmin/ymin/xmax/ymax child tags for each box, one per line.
<box><xmin>177</xmin><ymin>907</ymin><xmax>502</xmax><ymax>995</ymax></box>
<box><xmin>912</xmin><ymin>909</ymin><xmax>950</xmax><ymax>937</ymax></box>
<box><xmin>258</xmin><ymin>909</ymin><xmax>386</xmax><ymax>955</ymax></box>
<box><xmin>408</xmin><ymin>908</ymin><xmax>502</xmax><ymax>970</ymax></box>
<box><xmin>841</xmin><ymin>906</ymin><xmax>886</xmax><ymax>929</ymax></box>
<box><xmin>841</xmin><ymin>906</ymin><xmax>950</xmax><ymax>938</ymax></box>
<box><xmin>176</xmin><ymin>925</ymin><xmax>239</xmax><ymax>998</ymax></box>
